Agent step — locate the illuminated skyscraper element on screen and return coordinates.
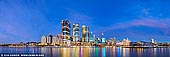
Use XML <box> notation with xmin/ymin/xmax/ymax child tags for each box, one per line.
<box><xmin>151</xmin><ymin>38</ymin><xmax>157</xmax><ymax>44</ymax></box>
<box><xmin>101</xmin><ymin>32</ymin><xmax>106</xmax><ymax>43</ymax></box>
<box><xmin>82</xmin><ymin>25</ymin><xmax>90</xmax><ymax>42</ymax></box>
<box><xmin>41</xmin><ymin>35</ymin><xmax>47</xmax><ymax>45</ymax></box>
<box><xmin>82</xmin><ymin>25</ymin><xmax>86</xmax><ymax>42</ymax></box>
<box><xmin>73</xmin><ymin>23</ymin><xmax>80</xmax><ymax>42</ymax></box>
<box><xmin>62</xmin><ymin>20</ymin><xmax>71</xmax><ymax>44</ymax></box>
<box><xmin>151</xmin><ymin>38</ymin><xmax>155</xmax><ymax>43</ymax></box>
<box><xmin>47</xmin><ymin>34</ymin><xmax>53</xmax><ymax>44</ymax></box>
<box><xmin>90</xmin><ymin>32</ymin><xmax>95</xmax><ymax>42</ymax></box>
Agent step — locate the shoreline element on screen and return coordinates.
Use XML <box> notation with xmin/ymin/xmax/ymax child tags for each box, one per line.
<box><xmin>0</xmin><ymin>46</ymin><xmax>170</xmax><ymax>48</ymax></box>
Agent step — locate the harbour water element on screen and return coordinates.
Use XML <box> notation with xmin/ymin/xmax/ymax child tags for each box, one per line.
<box><xmin>0</xmin><ymin>46</ymin><xmax>170</xmax><ymax>57</ymax></box>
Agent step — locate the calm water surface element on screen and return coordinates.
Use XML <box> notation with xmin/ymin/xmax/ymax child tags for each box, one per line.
<box><xmin>0</xmin><ymin>46</ymin><xmax>170</xmax><ymax>57</ymax></box>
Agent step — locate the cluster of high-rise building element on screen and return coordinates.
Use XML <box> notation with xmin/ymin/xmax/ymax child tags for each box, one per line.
<box><xmin>41</xmin><ymin>19</ymin><xmax>159</xmax><ymax>47</ymax></box>
<box><xmin>41</xmin><ymin>19</ymin><xmax>106</xmax><ymax>46</ymax></box>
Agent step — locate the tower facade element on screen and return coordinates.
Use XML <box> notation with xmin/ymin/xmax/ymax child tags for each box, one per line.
<box><xmin>82</xmin><ymin>25</ymin><xmax>90</xmax><ymax>42</ymax></box>
<box><xmin>41</xmin><ymin>35</ymin><xmax>47</xmax><ymax>44</ymax></box>
<box><xmin>90</xmin><ymin>32</ymin><xmax>95</xmax><ymax>42</ymax></box>
<box><xmin>62</xmin><ymin>20</ymin><xmax>71</xmax><ymax>44</ymax></box>
<box><xmin>73</xmin><ymin>23</ymin><xmax>80</xmax><ymax>42</ymax></box>
<box><xmin>47</xmin><ymin>34</ymin><xmax>53</xmax><ymax>44</ymax></box>
<box><xmin>101</xmin><ymin>32</ymin><xmax>106</xmax><ymax>43</ymax></box>
<box><xmin>56</xmin><ymin>34</ymin><xmax>63</xmax><ymax>45</ymax></box>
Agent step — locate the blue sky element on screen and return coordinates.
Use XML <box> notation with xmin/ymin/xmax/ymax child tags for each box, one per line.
<box><xmin>0</xmin><ymin>0</ymin><xmax>170</xmax><ymax>43</ymax></box>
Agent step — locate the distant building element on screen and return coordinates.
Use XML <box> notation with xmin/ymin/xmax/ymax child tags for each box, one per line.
<box><xmin>47</xmin><ymin>34</ymin><xmax>53</xmax><ymax>44</ymax></box>
<box><xmin>130</xmin><ymin>42</ymin><xmax>138</xmax><ymax>46</ymax></box>
<box><xmin>62</xmin><ymin>20</ymin><xmax>71</xmax><ymax>45</ymax></box>
<box><xmin>116</xmin><ymin>39</ymin><xmax>123</xmax><ymax>46</ymax></box>
<box><xmin>151</xmin><ymin>38</ymin><xmax>157</xmax><ymax>45</ymax></box>
<box><xmin>73</xmin><ymin>23</ymin><xmax>80</xmax><ymax>42</ymax></box>
<box><xmin>122</xmin><ymin>38</ymin><xmax>131</xmax><ymax>46</ymax></box>
<box><xmin>116</xmin><ymin>41</ymin><xmax>123</xmax><ymax>46</ymax></box>
<box><xmin>130</xmin><ymin>41</ymin><xmax>152</xmax><ymax>46</ymax></box>
<box><xmin>56</xmin><ymin>34</ymin><xmax>63</xmax><ymax>45</ymax></box>
<box><xmin>82</xmin><ymin>25</ymin><xmax>90</xmax><ymax>42</ymax></box>
<box><xmin>97</xmin><ymin>37</ymin><xmax>102</xmax><ymax>43</ymax></box>
<box><xmin>101</xmin><ymin>32</ymin><xmax>106</xmax><ymax>43</ymax></box>
<box><xmin>110</xmin><ymin>37</ymin><xmax>116</xmax><ymax>46</ymax></box>
<box><xmin>27</xmin><ymin>42</ymin><xmax>37</xmax><ymax>46</ymax></box>
<box><xmin>151</xmin><ymin>39</ymin><xmax>154</xmax><ymax>43</ymax></box>
<box><xmin>41</xmin><ymin>35</ymin><xmax>47</xmax><ymax>45</ymax></box>
<box><xmin>151</xmin><ymin>38</ymin><xmax>157</xmax><ymax>44</ymax></box>
<box><xmin>52</xmin><ymin>37</ymin><xmax>57</xmax><ymax>45</ymax></box>
<box><xmin>89</xmin><ymin>32</ymin><xmax>95</xmax><ymax>42</ymax></box>
<box><xmin>110</xmin><ymin>38</ymin><xmax>113</xmax><ymax>46</ymax></box>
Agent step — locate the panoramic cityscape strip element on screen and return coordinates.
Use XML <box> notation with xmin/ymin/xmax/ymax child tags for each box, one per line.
<box><xmin>1</xmin><ymin>0</ymin><xmax>170</xmax><ymax>57</ymax></box>
<box><xmin>0</xmin><ymin>19</ymin><xmax>170</xmax><ymax>48</ymax></box>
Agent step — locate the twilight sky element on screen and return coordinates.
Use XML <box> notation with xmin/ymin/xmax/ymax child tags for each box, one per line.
<box><xmin>0</xmin><ymin>0</ymin><xmax>170</xmax><ymax>43</ymax></box>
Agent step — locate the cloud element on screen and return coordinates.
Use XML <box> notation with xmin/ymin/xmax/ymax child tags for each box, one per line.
<box><xmin>0</xmin><ymin>0</ymin><xmax>48</xmax><ymax>43</ymax></box>
<box><xmin>140</xmin><ymin>8</ymin><xmax>151</xmax><ymax>16</ymax></box>
<box><xmin>101</xmin><ymin>17</ymin><xmax>170</xmax><ymax>32</ymax></box>
<box><xmin>132</xmin><ymin>18</ymin><xmax>170</xmax><ymax>28</ymax></box>
<box><xmin>93</xmin><ymin>17</ymin><xmax>170</xmax><ymax>41</ymax></box>
<box><xmin>66</xmin><ymin>8</ymin><xmax>93</xmax><ymax>25</ymax></box>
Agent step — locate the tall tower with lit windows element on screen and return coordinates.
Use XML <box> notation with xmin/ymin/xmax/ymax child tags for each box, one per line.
<box><xmin>73</xmin><ymin>23</ymin><xmax>80</xmax><ymax>42</ymax></box>
<box><xmin>62</xmin><ymin>20</ymin><xmax>71</xmax><ymax>45</ymax></box>
<box><xmin>82</xmin><ymin>25</ymin><xmax>90</xmax><ymax>42</ymax></box>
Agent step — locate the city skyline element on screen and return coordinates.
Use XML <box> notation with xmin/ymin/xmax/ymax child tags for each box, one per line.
<box><xmin>1</xmin><ymin>0</ymin><xmax>170</xmax><ymax>43</ymax></box>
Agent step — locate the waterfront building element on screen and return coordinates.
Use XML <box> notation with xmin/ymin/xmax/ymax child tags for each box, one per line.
<box><xmin>151</xmin><ymin>38</ymin><xmax>154</xmax><ymax>43</ymax></box>
<box><xmin>106</xmin><ymin>40</ymin><xmax>110</xmax><ymax>45</ymax></box>
<box><xmin>19</xmin><ymin>42</ymin><xmax>25</xmax><ymax>46</ymax></box>
<box><xmin>89</xmin><ymin>32</ymin><xmax>95</xmax><ymax>42</ymax></box>
<box><xmin>101</xmin><ymin>32</ymin><xmax>106</xmax><ymax>43</ymax></box>
<box><xmin>151</xmin><ymin>38</ymin><xmax>157</xmax><ymax>45</ymax></box>
<box><xmin>130</xmin><ymin>41</ymin><xmax>152</xmax><ymax>46</ymax></box>
<box><xmin>110</xmin><ymin>38</ymin><xmax>113</xmax><ymax>46</ymax></box>
<box><xmin>56</xmin><ymin>34</ymin><xmax>59</xmax><ymax>45</ymax></box>
<box><xmin>52</xmin><ymin>37</ymin><xmax>57</xmax><ymax>45</ymax></box>
<box><xmin>122</xmin><ymin>38</ymin><xmax>131</xmax><ymax>46</ymax></box>
<box><xmin>130</xmin><ymin>42</ymin><xmax>138</xmax><ymax>46</ymax></box>
<box><xmin>82</xmin><ymin>25</ymin><xmax>86</xmax><ymax>42</ymax></box>
<box><xmin>97</xmin><ymin>37</ymin><xmax>102</xmax><ymax>43</ymax></box>
<box><xmin>41</xmin><ymin>35</ymin><xmax>47</xmax><ymax>45</ymax></box>
<box><xmin>82</xmin><ymin>25</ymin><xmax>90</xmax><ymax>42</ymax></box>
<box><xmin>116</xmin><ymin>39</ymin><xmax>123</xmax><ymax>46</ymax></box>
<box><xmin>73</xmin><ymin>23</ymin><xmax>80</xmax><ymax>42</ymax></box>
<box><xmin>95</xmin><ymin>37</ymin><xmax>98</xmax><ymax>44</ymax></box>
<box><xmin>62</xmin><ymin>20</ymin><xmax>71</xmax><ymax>45</ymax></box>
<box><xmin>67</xmin><ymin>40</ymin><xmax>71</xmax><ymax>46</ymax></box>
<box><xmin>47</xmin><ymin>34</ymin><xmax>53</xmax><ymax>45</ymax></box>
<box><xmin>110</xmin><ymin>37</ymin><xmax>116</xmax><ymax>46</ymax></box>
<box><xmin>116</xmin><ymin>41</ymin><xmax>123</xmax><ymax>46</ymax></box>
<box><xmin>142</xmin><ymin>41</ymin><xmax>152</xmax><ymax>46</ymax></box>
<box><xmin>113</xmin><ymin>37</ymin><xmax>116</xmax><ymax>45</ymax></box>
<box><xmin>151</xmin><ymin>38</ymin><xmax>157</xmax><ymax>44</ymax></box>
<box><xmin>56</xmin><ymin>34</ymin><xmax>63</xmax><ymax>45</ymax></box>
<box><xmin>26</xmin><ymin>42</ymin><xmax>37</xmax><ymax>46</ymax></box>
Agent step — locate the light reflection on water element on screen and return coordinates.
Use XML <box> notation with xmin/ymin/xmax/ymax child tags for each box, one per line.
<box><xmin>0</xmin><ymin>47</ymin><xmax>170</xmax><ymax>57</ymax></box>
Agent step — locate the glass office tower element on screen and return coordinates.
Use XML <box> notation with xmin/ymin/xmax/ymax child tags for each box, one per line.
<box><xmin>82</xmin><ymin>25</ymin><xmax>90</xmax><ymax>42</ymax></box>
<box><xmin>73</xmin><ymin>23</ymin><xmax>80</xmax><ymax>42</ymax></box>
